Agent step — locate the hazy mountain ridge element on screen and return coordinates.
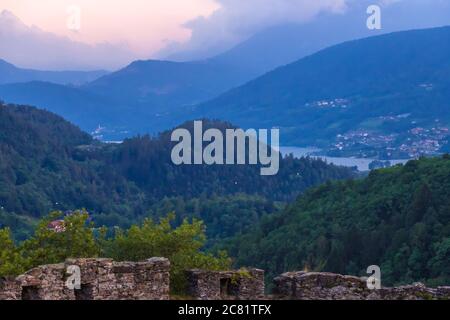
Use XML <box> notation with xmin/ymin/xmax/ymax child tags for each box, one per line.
<box><xmin>0</xmin><ymin>59</ymin><xmax>108</xmax><ymax>86</ymax></box>
<box><xmin>84</xmin><ymin>59</ymin><xmax>253</xmax><ymax>109</ymax></box>
<box><xmin>1</xmin><ymin>26</ymin><xmax>450</xmax><ymax>157</ymax></box>
<box><xmin>0</xmin><ymin>81</ymin><xmax>125</xmax><ymax>132</ymax></box>
<box><xmin>0</xmin><ymin>4</ymin><xmax>395</xmax><ymax>139</ymax></box>
<box><xmin>195</xmin><ymin>26</ymin><xmax>450</xmax><ymax>158</ymax></box>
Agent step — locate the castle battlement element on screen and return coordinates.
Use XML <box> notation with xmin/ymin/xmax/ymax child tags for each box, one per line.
<box><xmin>1</xmin><ymin>258</ymin><xmax>449</xmax><ymax>300</ymax></box>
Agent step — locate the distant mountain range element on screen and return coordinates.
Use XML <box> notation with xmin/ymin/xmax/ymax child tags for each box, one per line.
<box><xmin>0</xmin><ymin>2</ymin><xmax>396</xmax><ymax>138</ymax></box>
<box><xmin>0</xmin><ymin>81</ymin><xmax>121</xmax><ymax>130</ymax></box>
<box><xmin>84</xmin><ymin>59</ymin><xmax>253</xmax><ymax>111</ymax></box>
<box><xmin>163</xmin><ymin>0</ymin><xmax>450</xmax><ymax>72</ymax></box>
<box><xmin>1</xmin><ymin>25</ymin><xmax>450</xmax><ymax>158</ymax></box>
<box><xmin>196</xmin><ymin>26</ymin><xmax>450</xmax><ymax>159</ymax></box>
<box><xmin>0</xmin><ymin>59</ymin><xmax>108</xmax><ymax>86</ymax></box>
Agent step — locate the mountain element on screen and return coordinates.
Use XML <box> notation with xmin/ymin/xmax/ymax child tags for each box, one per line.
<box><xmin>165</xmin><ymin>0</ymin><xmax>450</xmax><ymax>74</ymax></box>
<box><xmin>4</xmin><ymin>4</ymin><xmax>450</xmax><ymax>144</ymax></box>
<box><xmin>84</xmin><ymin>59</ymin><xmax>253</xmax><ymax>111</ymax></box>
<box><xmin>0</xmin><ymin>59</ymin><xmax>108</xmax><ymax>86</ymax></box>
<box><xmin>98</xmin><ymin>0</ymin><xmax>448</xmax><ymax>113</ymax></box>
<box><xmin>224</xmin><ymin>155</ymin><xmax>450</xmax><ymax>287</ymax></box>
<box><xmin>207</xmin><ymin>3</ymin><xmax>377</xmax><ymax>77</ymax></box>
<box><xmin>196</xmin><ymin>26</ymin><xmax>450</xmax><ymax>159</ymax></box>
<box><xmin>4</xmin><ymin>1</ymin><xmax>450</xmax><ymax>141</ymax></box>
<box><xmin>0</xmin><ymin>2</ymin><xmax>401</xmax><ymax>137</ymax></box>
<box><xmin>0</xmin><ymin>81</ymin><xmax>125</xmax><ymax>133</ymax></box>
<box><xmin>87</xmin><ymin>0</ymin><xmax>450</xmax><ymax>109</ymax></box>
<box><xmin>0</xmin><ymin>102</ymin><xmax>144</xmax><ymax>239</ymax></box>
<box><xmin>0</xmin><ymin>102</ymin><xmax>355</xmax><ymax>240</ymax></box>
<box><xmin>3</xmin><ymin>27</ymin><xmax>450</xmax><ymax>155</ymax></box>
<box><xmin>0</xmin><ymin>78</ymin><xmax>201</xmax><ymax>140</ymax></box>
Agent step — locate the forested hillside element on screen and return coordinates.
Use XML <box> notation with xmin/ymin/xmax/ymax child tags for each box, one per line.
<box><xmin>0</xmin><ymin>102</ymin><xmax>355</xmax><ymax>240</ymax></box>
<box><xmin>197</xmin><ymin>26</ymin><xmax>450</xmax><ymax>158</ymax></box>
<box><xmin>0</xmin><ymin>103</ymin><xmax>145</xmax><ymax>238</ymax></box>
<box><xmin>225</xmin><ymin>156</ymin><xmax>450</xmax><ymax>287</ymax></box>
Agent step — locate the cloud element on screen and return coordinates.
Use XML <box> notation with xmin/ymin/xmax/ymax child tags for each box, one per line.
<box><xmin>158</xmin><ymin>0</ymin><xmax>450</xmax><ymax>61</ymax></box>
<box><xmin>158</xmin><ymin>0</ymin><xmax>349</xmax><ymax>60</ymax></box>
<box><xmin>0</xmin><ymin>10</ymin><xmax>138</xmax><ymax>71</ymax></box>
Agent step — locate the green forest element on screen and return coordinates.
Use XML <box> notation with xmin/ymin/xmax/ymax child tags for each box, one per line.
<box><xmin>0</xmin><ymin>211</ymin><xmax>230</xmax><ymax>294</ymax></box>
<box><xmin>0</xmin><ymin>102</ymin><xmax>354</xmax><ymax>240</ymax></box>
<box><xmin>1</xmin><ymin>102</ymin><xmax>449</xmax><ymax>289</ymax></box>
<box><xmin>224</xmin><ymin>156</ymin><xmax>450</xmax><ymax>287</ymax></box>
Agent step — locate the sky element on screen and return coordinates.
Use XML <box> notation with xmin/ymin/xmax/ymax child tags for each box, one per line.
<box><xmin>0</xmin><ymin>0</ymin><xmax>356</xmax><ymax>70</ymax></box>
<box><xmin>158</xmin><ymin>0</ymin><xmax>349</xmax><ymax>60</ymax></box>
<box><xmin>0</xmin><ymin>0</ymin><xmax>449</xmax><ymax>70</ymax></box>
<box><xmin>0</xmin><ymin>0</ymin><xmax>219</xmax><ymax>55</ymax></box>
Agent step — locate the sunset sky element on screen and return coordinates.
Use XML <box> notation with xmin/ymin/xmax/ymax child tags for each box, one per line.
<box><xmin>1</xmin><ymin>0</ymin><xmax>449</xmax><ymax>70</ymax></box>
<box><xmin>0</xmin><ymin>0</ymin><xmax>353</xmax><ymax>69</ymax></box>
<box><xmin>0</xmin><ymin>0</ymin><xmax>219</xmax><ymax>56</ymax></box>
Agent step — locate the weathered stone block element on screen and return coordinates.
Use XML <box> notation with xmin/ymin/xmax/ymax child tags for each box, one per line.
<box><xmin>274</xmin><ymin>271</ymin><xmax>449</xmax><ymax>300</ymax></box>
<box><xmin>186</xmin><ymin>268</ymin><xmax>264</xmax><ymax>300</ymax></box>
<box><xmin>0</xmin><ymin>277</ymin><xmax>22</xmax><ymax>300</ymax></box>
<box><xmin>0</xmin><ymin>257</ymin><xmax>170</xmax><ymax>300</ymax></box>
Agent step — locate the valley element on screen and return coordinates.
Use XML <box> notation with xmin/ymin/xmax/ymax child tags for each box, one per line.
<box><xmin>0</xmin><ymin>102</ymin><xmax>355</xmax><ymax>241</ymax></box>
<box><xmin>2</xmin><ymin>27</ymin><xmax>450</xmax><ymax>161</ymax></box>
<box><xmin>1</xmin><ymin>4</ymin><xmax>450</xmax><ymax>299</ymax></box>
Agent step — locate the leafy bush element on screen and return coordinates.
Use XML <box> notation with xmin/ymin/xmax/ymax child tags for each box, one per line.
<box><xmin>0</xmin><ymin>211</ymin><xmax>230</xmax><ymax>294</ymax></box>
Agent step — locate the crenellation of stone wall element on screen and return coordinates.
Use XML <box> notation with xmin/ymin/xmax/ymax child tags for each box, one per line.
<box><xmin>232</xmin><ymin>269</ymin><xmax>265</xmax><ymax>300</ymax></box>
<box><xmin>111</xmin><ymin>258</ymin><xmax>170</xmax><ymax>300</ymax></box>
<box><xmin>273</xmin><ymin>271</ymin><xmax>450</xmax><ymax>300</ymax></box>
<box><xmin>71</xmin><ymin>258</ymin><xmax>116</xmax><ymax>300</ymax></box>
<box><xmin>186</xmin><ymin>269</ymin><xmax>221</xmax><ymax>300</ymax></box>
<box><xmin>17</xmin><ymin>263</ymin><xmax>75</xmax><ymax>300</ymax></box>
<box><xmin>436</xmin><ymin>286</ymin><xmax>450</xmax><ymax>299</ymax></box>
<box><xmin>0</xmin><ymin>277</ymin><xmax>22</xmax><ymax>300</ymax></box>
<box><xmin>186</xmin><ymin>268</ymin><xmax>265</xmax><ymax>300</ymax></box>
<box><xmin>1</xmin><ymin>262</ymin><xmax>449</xmax><ymax>300</ymax></box>
<box><xmin>0</xmin><ymin>257</ymin><xmax>170</xmax><ymax>300</ymax></box>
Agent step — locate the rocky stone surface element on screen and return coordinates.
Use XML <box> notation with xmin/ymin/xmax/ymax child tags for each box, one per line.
<box><xmin>0</xmin><ymin>277</ymin><xmax>22</xmax><ymax>300</ymax></box>
<box><xmin>111</xmin><ymin>257</ymin><xmax>170</xmax><ymax>300</ymax></box>
<box><xmin>18</xmin><ymin>263</ymin><xmax>75</xmax><ymax>300</ymax></box>
<box><xmin>0</xmin><ymin>257</ymin><xmax>170</xmax><ymax>300</ymax></box>
<box><xmin>186</xmin><ymin>268</ymin><xmax>265</xmax><ymax>300</ymax></box>
<box><xmin>273</xmin><ymin>271</ymin><xmax>450</xmax><ymax>300</ymax></box>
<box><xmin>2</xmin><ymin>262</ymin><xmax>449</xmax><ymax>300</ymax></box>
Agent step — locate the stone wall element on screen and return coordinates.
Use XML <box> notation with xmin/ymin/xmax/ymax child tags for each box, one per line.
<box><xmin>18</xmin><ymin>263</ymin><xmax>75</xmax><ymax>300</ymax></box>
<box><xmin>0</xmin><ymin>257</ymin><xmax>170</xmax><ymax>300</ymax></box>
<box><xmin>186</xmin><ymin>268</ymin><xmax>265</xmax><ymax>300</ymax></box>
<box><xmin>0</xmin><ymin>277</ymin><xmax>21</xmax><ymax>300</ymax></box>
<box><xmin>273</xmin><ymin>271</ymin><xmax>450</xmax><ymax>300</ymax></box>
<box><xmin>2</xmin><ymin>263</ymin><xmax>449</xmax><ymax>300</ymax></box>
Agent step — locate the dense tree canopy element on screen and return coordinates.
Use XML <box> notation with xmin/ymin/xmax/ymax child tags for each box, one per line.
<box><xmin>0</xmin><ymin>211</ymin><xmax>230</xmax><ymax>294</ymax></box>
<box><xmin>224</xmin><ymin>156</ymin><xmax>450</xmax><ymax>287</ymax></box>
<box><xmin>2</xmin><ymin>102</ymin><xmax>448</xmax><ymax>291</ymax></box>
<box><xmin>0</xmin><ymin>103</ymin><xmax>355</xmax><ymax>241</ymax></box>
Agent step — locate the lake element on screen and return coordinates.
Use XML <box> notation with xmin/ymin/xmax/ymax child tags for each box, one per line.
<box><xmin>280</xmin><ymin>147</ymin><xmax>410</xmax><ymax>171</ymax></box>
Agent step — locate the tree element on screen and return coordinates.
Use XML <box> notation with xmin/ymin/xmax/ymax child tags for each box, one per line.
<box><xmin>429</xmin><ymin>238</ymin><xmax>450</xmax><ymax>280</ymax></box>
<box><xmin>407</xmin><ymin>183</ymin><xmax>432</xmax><ymax>225</ymax></box>
<box><xmin>1</xmin><ymin>210</ymin><xmax>231</xmax><ymax>295</ymax></box>
<box><xmin>224</xmin><ymin>156</ymin><xmax>450</xmax><ymax>287</ymax></box>
<box><xmin>19</xmin><ymin>210</ymin><xmax>102</xmax><ymax>269</ymax></box>
<box><xmin>0</xmin><ymin>228</ymin><xmax>26</xmax><ymax>276</ymax></box>
<box><xmin>103</xmin><ymin>213</ymin><xmax>231</xmax><ymax>294</ymax></box>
